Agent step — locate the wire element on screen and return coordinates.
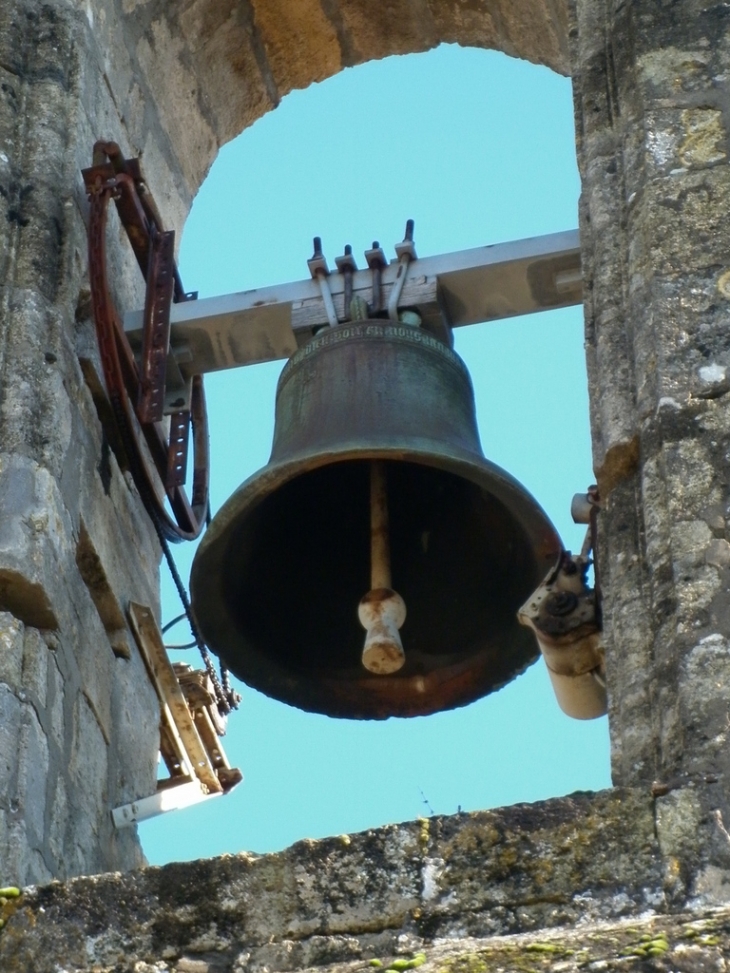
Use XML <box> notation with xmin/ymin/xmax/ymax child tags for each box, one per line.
<box><xmin>162</xmin><ymin>612</ymin><xmax>187</xmax><ymax>634</ymax></box>
<box><xmin>162</xmin><ymin>613</ymin><xmax>198</xmax><ymax>648</ymax></box>
<box><xmin>108</xmin><ymin>390</ymin><xmax>238</xmax><ymax>714</ymax></box>
<box><xmin>155</xmin><ymin>515</ymin><xmax>239</xmax><ymax>714</ymax></box>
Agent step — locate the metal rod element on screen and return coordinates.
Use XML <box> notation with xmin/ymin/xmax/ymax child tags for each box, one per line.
<box><xmin>370</xmin><ymin>460</ymin><xmax>391</xmax><ymax>590</ymax></box>
<box><xmin>308</xmin><ymin>236</ymin><xmax>339</xmax><ymax>327</ymax></box>
<box><xmin>367</xmin><ymin>241</ymin><xmax>385</xmax><ymax>312</ymax></box>
<box><xmin>387</xmin><ymin>256</ymin><xmax>410</xmax><ymax>322</ymax></box>
<box><xmin>317</xmin><ymin>275</ymin><xmax>339</xmax><ymax>328</ymax></box>
<box><xmin>358</xmin><ymin>461</ymin><xmax>407</xmax><ymax>675</ymax></box>
<box><xmin>388</xmin><ymin>220</ymin><xmax>416</xmax><ymax>322</ymax></box>
<box><xmin>343</xmin><ymin>244</ymin><xmax>354</xmax><ymax>310</ymax></box>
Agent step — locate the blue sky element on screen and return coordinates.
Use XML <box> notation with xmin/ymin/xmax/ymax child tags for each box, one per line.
<box><xmin>141</xmin><ymin>44</ymin><xmax>610</xmax><ymax>865</ymax></box>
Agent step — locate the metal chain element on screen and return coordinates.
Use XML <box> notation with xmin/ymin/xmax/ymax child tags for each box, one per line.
<box><xmin>153</xmin><ymin>516</ymin><xmax>239</xmax><ymax>717</ymax></box>
<box><xmin>109</xmin><ymin>391</ymin><xmax>238</xmax><ymax>716</ymax></box>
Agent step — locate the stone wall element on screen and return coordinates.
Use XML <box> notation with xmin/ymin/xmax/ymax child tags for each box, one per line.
<box><xmin>7</xmin><ymin>0</ymin><xmax>730</xmax><ymax>917</ymax></box>
<box><xmin>0</xmin><ymin>0</ymin><xmax>570</xmax><ymax>886</ymax></box>
<box><xmin>0</xmin><ymin>0</ymin><xmax>162</xmax><ymax>885</ymax></box>
<box><xmin>0</xmin><ymin>789</ymin><xmax>672</xmax><ymax>972</ymax></box>
<box><xmin>4</xmin><ymin>0</ymin><xmax>730</xmax><ymax>959</ymax></box>
<box><xmin>572</xmin><ymin>0</ymin><xmax>730</xmax><ymax>894</ymax></box>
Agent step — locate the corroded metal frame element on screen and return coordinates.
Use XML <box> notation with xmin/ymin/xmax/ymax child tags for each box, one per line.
<box><xmin>112</xmin><ymin>603</ymin><xmax>241</xmax><ymax>828</ymax></box>
<box><xmin>82</xmin><ymin>142</ymin><xmax>209</xmax><ymax>542</ymax></box>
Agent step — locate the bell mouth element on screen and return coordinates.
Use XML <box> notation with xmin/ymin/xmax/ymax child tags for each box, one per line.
<box><xmin>191</xmin><ymin>451</ymin><xmax>561</xmax><ymax>719</ymax></box>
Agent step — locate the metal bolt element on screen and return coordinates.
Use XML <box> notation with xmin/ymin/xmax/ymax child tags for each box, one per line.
<box><xmin>545</xmin><ymin>591</ymin><xmax>578</xmax><ymax>616</ymax></box>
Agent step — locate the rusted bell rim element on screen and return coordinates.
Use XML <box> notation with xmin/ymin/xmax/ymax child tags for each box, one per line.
<box><xmin>191</xmin><ymin>443</ymin><xmax>561</xmax><ymax>719</ymax></box>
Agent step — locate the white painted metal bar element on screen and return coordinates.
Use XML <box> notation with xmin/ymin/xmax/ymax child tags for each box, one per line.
<box><xmin>112</xmin><ymin>780</ymin><xmax>221</xmax><ymax>828</ymax></box>
<box><xmin>123</xmin><ymin>230</ymin><xmax>581</xmax><ymax>378</ymax></box>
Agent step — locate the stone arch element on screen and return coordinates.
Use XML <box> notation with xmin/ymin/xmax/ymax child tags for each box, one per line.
<box><xmin>0</xmin><ymin>0</ymin><xmax>576</xmax><ymax>886</ymax></box>
<box><xmin>122</xmin><ymin>0</ymin><xmax>569</xmax><ymax>204</ymax></box>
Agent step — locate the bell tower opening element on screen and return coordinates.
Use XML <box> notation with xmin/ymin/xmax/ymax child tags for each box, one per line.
<box><xmin>142</xmin><ymin>44</ymin><xmax>610</xmax><ymax>863</ymax></box>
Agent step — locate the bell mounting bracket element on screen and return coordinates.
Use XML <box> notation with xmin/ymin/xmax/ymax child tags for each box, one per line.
<box><xmin>82</xmin><ymin>142</ymin><xmax>209</xmax><ymax>542</ymax></box>
<box><xmin>123</xmin><ymin>228</ymin><xmax>583</xmax><ymax>381</ymax></box>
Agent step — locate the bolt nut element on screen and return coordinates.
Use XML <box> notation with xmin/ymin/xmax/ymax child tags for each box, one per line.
<box><xmin>545</xmin><ymin>591</ymin><xmax>578</xmax><ymax>617</ymax></box>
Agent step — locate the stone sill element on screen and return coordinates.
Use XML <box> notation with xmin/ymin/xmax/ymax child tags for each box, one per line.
<box><xmin>0</xmin><ymin>787</ymin><xmax>711</xmax><ymax>972</ymax></box>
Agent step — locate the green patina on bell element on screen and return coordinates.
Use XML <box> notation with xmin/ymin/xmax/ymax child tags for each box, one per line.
<box><xmin>190</xmin><ymin>321</ymin><xmax>561</xmax><ymax>719</ymax></box>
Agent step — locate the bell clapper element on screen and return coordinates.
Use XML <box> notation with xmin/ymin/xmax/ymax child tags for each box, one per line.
<box><xmin>358</xmin><ymin>461</ymin><xmax>407</xmax><ymax>674</ymax></box>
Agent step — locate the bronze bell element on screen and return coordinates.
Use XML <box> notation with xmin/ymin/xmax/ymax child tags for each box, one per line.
<box><xmin>190</xmin><ymin>320</ymin><xmax>561</xmax><ymax>719</ymax></box>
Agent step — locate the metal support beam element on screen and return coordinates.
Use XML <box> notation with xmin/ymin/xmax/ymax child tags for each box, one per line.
<box><xmin>112</xmin><ymin>603</ymin><xmax>242</xmax><ymax>829</ymax></box>
<box><xmin>123</xmin><ymin>230</ymin><xmax>581</xmax><ymax>379</ymax></box>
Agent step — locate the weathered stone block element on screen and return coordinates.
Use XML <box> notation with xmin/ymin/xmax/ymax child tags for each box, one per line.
<box><xmin>56</xmin><ymin>619</ymin><xmax>113</xmax><ymax>746</ymax></box>
<box><xmin>635</xmin><ymin>169</ymin><xmax>730</xmax><ymax>279</ymax></box>
<box><xmin>16</xmin><ymin>704</ymin><xmax>49</xmax><ymax>847</ymax></box>
<box><xmin>132</xmin><ymin>16</ymin><xmax>219</xmax><ymax>196</ymax></box>
<box><xmin>0</xmin><ymin>807</ymin><xmax>7</xmax><ymax>878</ymax></box>
<box><xmin>67</xmin><ymin>693</ymin><xmax>109</xmax><ymax>846</ymax></box>
<box><xmin>175</xmin><ymin>1</ymin><xmax>275</xmax><ymax>147</ymax></box>
<box><xmin>21</xmin><ymin>627</ymin><xmax>48</xmax><ymax>708</ymax></box>
<box><xmin>0</xmin><ymin>611</ymin><xmax>23</xmax><ymax>690</ymax></box>
<box><xmin>108</xmin><ymin>645</ymin><xmax>158</xmax><ymax>806</ymax></box>
<box><xmin>48</xmin><ymin>773</ymin><xmax>69</xmax><ymax>871</ymax></box>
<box><xmin>0</xmin><ymin>297</ymin><xmax>75</xmax><ymax>470</ymax></box>
<box><xmin>0</xmin><ymin>454</ymin><xmax>73</xmax><ymax>629</ymax></box>
<box><xmin>47</xmin><ymin>651</ymin><xmax>65</xmax><ymax>754</ymax></box>
<box><xmin>680</xmin><ymin>634</ymin><xmax>730</xmax><ymax>735</ymax></box>
<box><xmin>4</xmin><ymin>818</ymin><xmax>53</xmax><ymax>888</ymax></box>
<box><xmin>0</xmin><ymin>683</ymin><xmax>21</xmax><ymax>807</ymax></box>
<box><xmin>422</xmin><ymin>789</ymin><xmax>661</xmax><ymax>935</ymax></box>
<box><xmin>0</xmin><ymin>790</ymin><xmax>668</xmax><ymax>973</ymax></box>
